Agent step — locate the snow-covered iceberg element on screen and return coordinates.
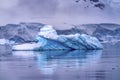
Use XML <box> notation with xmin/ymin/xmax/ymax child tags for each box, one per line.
<box><xmin>12</xmin><ymin>25</ymin><xmax>103</xmax><ymax>51</ymax></box>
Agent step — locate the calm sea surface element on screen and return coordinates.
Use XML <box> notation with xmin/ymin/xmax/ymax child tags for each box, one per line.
<box><xmin>0</xmin><ymin>43</ymin><xmax>120</xmax><ymax>80</ymax></box>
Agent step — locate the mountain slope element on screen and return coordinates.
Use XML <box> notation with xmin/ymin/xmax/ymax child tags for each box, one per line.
<box><xmin>0</xmin><ymin>23</ymin><xmax>44</xmax><ymax>43</ymax></box>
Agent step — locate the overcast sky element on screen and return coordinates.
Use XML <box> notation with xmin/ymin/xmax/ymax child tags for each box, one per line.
<box><xmin>0</xmin><ymin>0</ymin><xmax>120</xmax><ymax>29</ymax></box>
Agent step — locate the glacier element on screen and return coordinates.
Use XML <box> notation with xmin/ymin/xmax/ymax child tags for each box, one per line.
<box><xmin>12</xmin><ymin>25</ymin><xmax>103</xmax><ymax>51</ymax></box>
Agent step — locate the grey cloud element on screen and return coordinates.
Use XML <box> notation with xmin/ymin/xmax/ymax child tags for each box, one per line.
<box><xmin>18</xmin><ymin>0</ymin><xmax>59</xmax><ymax>15</ymax></box>
<box><xmin>0</xmin><ymin>0</ymin><xmax>120</xmax><ymax>29</ymax></box>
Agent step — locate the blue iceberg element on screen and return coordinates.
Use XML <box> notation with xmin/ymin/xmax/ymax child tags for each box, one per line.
<box><xmin>12</xmin><ymin>25</ymin><xmax>103</xmax><ymax>51</ymax></box>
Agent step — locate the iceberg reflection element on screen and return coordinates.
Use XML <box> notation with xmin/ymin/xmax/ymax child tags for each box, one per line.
<box><xmin>36</xmin><ymin>50</ymin><xmax>102</xmax><ymax>75</ymax></box>
<box><xmin>12</xmin><ymin>50</ymin><xmax>102</xmax><ymax>75</ymax></box>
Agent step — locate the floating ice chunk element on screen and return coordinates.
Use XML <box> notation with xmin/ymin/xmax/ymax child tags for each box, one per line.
<box><xmin>12</xmin><ymin>25</ymin><xmax>103</xmax><ymax>51</ymax></box>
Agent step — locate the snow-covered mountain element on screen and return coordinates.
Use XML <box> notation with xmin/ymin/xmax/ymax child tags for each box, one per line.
<box><xmin>93</xmin><ymin>25</ymin><xmax>120</xmax><ymax>42</ymax></box>
<box><xmin>75</xmin><ymin>0</ymin><xmax>120</xmax><ymax>10</ymax></box>
<box><xmin>57</xmin><ymin>23</ymin><xmax>120</xmax><ymax>42</ymax></box>
<box><xmin>0</xmin><ymin>23</ymin><xmax>44</xmax><ymax>44</ymax></box>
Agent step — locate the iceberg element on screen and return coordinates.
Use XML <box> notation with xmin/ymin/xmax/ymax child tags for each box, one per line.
<box><xmin>12</xmin><ymin>25</ymin><xmax>103</xmax><ymax>51</ymax></box>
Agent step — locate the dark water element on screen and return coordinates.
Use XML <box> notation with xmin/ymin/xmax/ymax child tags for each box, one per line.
<box><xmin>0</xmin><ymin>44</ymin><xmax>120</xmax><ymax>80</ymax></box>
